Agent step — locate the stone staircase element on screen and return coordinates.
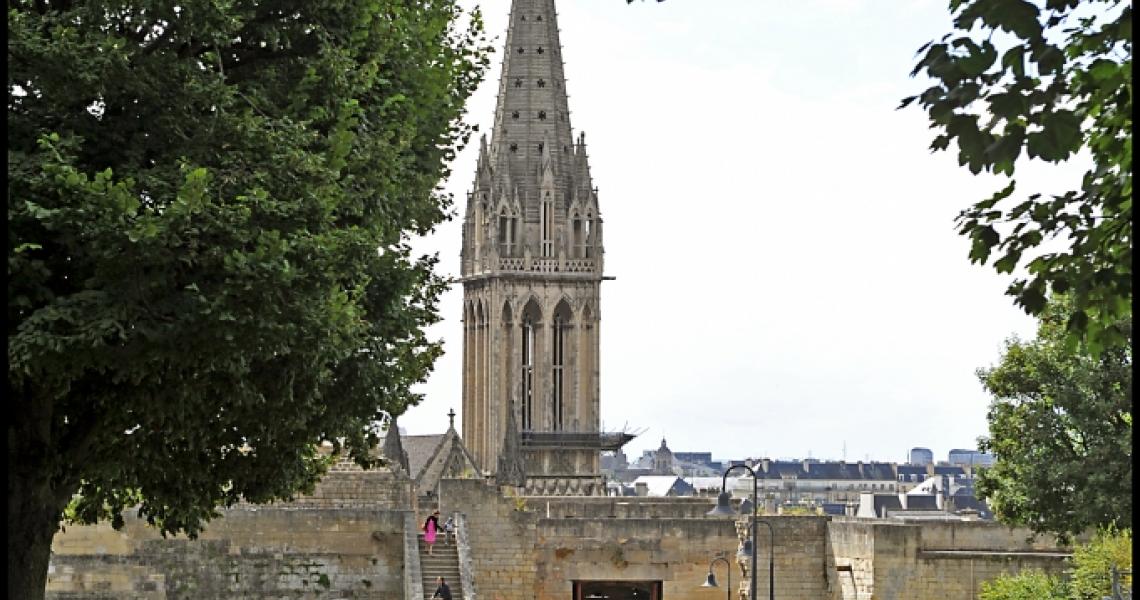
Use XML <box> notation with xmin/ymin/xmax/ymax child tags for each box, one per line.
<box><xmin>418</xmin><ymin>535</ymin><xmax>462</xmax><ymax>599</ymax></box>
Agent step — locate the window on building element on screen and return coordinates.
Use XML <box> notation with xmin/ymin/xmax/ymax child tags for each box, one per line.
<box><xmin>498</xmin><ymin>210</ymin><xmax>517</xmax><ymax>256</ymax></box>
<box><xmin>512</xmin><ymin>110</ymin><xmax>520</xmax><ymax>119</ymax></box>
<box><xmin>551</xmin><ymin>314</ymin><xmax>565</xmax><ymax>431</ymax></box>
<box><xmin>537</xmin><ymin>79</ymin><xmax>546</xmax><ymax>88</ymax></box>
<box><xmin>521</xmin><ymin>318</ymin><xmax>535</xmax><ymax>430</ymax></box>
<box><xmin>537</xmin><ymin>46</ymin><xmax>544</xmax><ymax>54</ymax></box>
<box><xmin>517</xmin><ymin>47</ymin><xmax>524</xmax><ymax>54</ymax></box>
<box><xmin>515</xmin><ymin>78</ymin><xmax>522</xmax><ymax>88</ymax></box>
<box><xmin>538</xmin><ymin>110</ymin><xmax>546</xmax><ymax>120</ymax></box>
<box><xmin>584</xmin><ymin>213</ymin><xmax>593</xmax><ymax>257</ymax></box>
<box><xmin>509</xmin><ymin>143</ymin><xmax>518</xmax><ymax>153</ymax></box>
<box><xmin>541</xmin><ymin>193</ymin><xmax>553</xmax><ymax>257</ymax></box>
<box><xmin>572</xmin><ymin>214</ymin><xmax>583</xmax><ymax>258</ymax></box>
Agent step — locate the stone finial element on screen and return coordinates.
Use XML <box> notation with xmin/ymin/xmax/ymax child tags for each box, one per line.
<box><xmin>447</xmin><ymin>408</ymin><xmax>457</xmax><ymax>430</ymax></box>
<box><xmin>382</xmin><ymin>416</ymin><xmax>410</xmax><ymax>475</ymax></box>
<box><xmin>496</xmin><ymin>398</ymin><xmax>527</xmax><ymax>487</ymax></box>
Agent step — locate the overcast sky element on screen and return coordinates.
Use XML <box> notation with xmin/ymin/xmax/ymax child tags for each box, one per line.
<box><xmin>402</xmin><ymin>0</ymin><xmax>1089</xmax><ymax>464</ymax></box>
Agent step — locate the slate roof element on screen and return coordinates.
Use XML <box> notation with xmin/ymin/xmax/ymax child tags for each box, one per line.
<box><xmin>906</xmin><ymin>495</ymin><xmax>939</xmax><ymax>510</ymax></box>
<box><xmin>873</xmin><ymin>494</ymin><xmax>903</xmax><ymax>517</ymax></box>
<box><xmin>632</xmin><ymin>475</ymin><xmax>695</xmax><ymax>497</ymax></box>
<box><xmin>403</xmin><ymin>434</ymin><xmax>446</xmax><ymax>480</ymax></box>
<box><xmin>950</xmin><ymin>495</ymin><xmax>994</xmax><ymax>519</ymax></box>
<box><xmin>755</xmin><ymin>461</ymin><xmax>897</xmax><ymax>481</ymax></box>
<box><xmin>821</xmin><ymin>503</ymin><xmax>847</xmax><ymax>516</ymax></box>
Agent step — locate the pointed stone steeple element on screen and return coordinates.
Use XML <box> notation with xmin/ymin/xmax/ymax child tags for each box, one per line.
<box><xmin>461</xmin><ymin>0</ymin><xmax>603</xmax><ymax>277</ymax></box>
<box><xmin>488</xmin><ymin>0</ymin><xmax>576</xmax><ymax>193</ymax></box>
<box><xmin>459</xmin><ymin>0</ymin><xmax>620</xmax><ymax>495</ymax></box>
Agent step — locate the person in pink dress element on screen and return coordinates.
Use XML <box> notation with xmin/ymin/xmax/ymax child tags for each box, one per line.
<box><xmin>423</xmin><ymin>510</ymin><xmax>441</xmax><ymax>556</ymax></box>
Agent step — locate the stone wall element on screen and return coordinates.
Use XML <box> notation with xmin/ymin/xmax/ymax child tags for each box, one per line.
<box><xmin>439</xmin><ymin>479</ymin><xmax>835</xmax><ymax>600</ymax></box>
<box><xmin>828</xmin><ymin>517</ymin><xmax>1074</xmax><ymax>600</ymax></box>
<box><xmin>46</xmin><ymin>467</ymin><xmax>412</xmax><ymax>599</ymax></box>
<box><xmin>45</xmin><ymin>470</ymin><xmax>1077</xmax><ymax>600</ymax></box>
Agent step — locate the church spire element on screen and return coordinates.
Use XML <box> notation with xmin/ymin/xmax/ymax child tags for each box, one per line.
<box><xmin>488</xmin><ymin>0</ymin><xmax>576</xmax><ymax>194</ymax></box>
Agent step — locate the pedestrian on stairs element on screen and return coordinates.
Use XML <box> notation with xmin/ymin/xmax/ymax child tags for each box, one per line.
<box><xmin>442</xmin><ymin>514</ymin><xmax>456</xmax><ymax>545</ymax></box>
<box><xmin>432</xmin><ymin>576</ymin><xmax>452</xmax><ymax>599</ymax></box>
<box><xmin>423</xmin><ymin>510</ymin><xmax>441</xmax><ymax>556</ymax></box>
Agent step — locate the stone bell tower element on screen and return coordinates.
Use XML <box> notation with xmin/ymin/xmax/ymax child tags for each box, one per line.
<box><xmin>459</xmin><ymin>0</ymin><xmax>628</xmax><ymax>496</ymax></box>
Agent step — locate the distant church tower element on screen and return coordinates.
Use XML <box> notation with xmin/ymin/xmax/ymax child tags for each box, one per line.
<box><xmin>460</xmin><ymin>0</ymin><xmax>622</xmax><ymax>496</ymax></box>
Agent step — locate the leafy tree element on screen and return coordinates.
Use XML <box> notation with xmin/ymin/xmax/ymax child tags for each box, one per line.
<box><xmin>978</xmin><ymin>569</ymin><xmax>1068</xmax><ymax>600</ymax></box>
<box><xmin>1070</xmin><ymin>527</ymin><xmax>1132</xmax><ymax>600</ymax></box>
<box><xmin>975</xmin><ymin>296</ymin><xmax>1131</xmax><ymax>542</ymax></box>
<box><xmin>976</xmin><ymin>529</ymin><xmax>1132</xmax><ymax>600</ymax></box>
<box><xmin>902</xmin><ymin>0</ymin><xmax>1132</xmax><ymax>355</ymax></box>
<box><xmin>8</xmin><ymin>1</ymin><xmax>489</xmax><ymax>597</ymax></box>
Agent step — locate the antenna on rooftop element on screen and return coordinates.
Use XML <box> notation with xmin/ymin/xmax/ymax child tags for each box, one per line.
<box><xmin>843</xmin><ymin>441</ymin><xmax>847</xmax><ymax>461</ymax></box>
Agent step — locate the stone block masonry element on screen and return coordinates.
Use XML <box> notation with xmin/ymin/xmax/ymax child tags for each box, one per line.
<box><xmin>441</xmin><ymin>479</ymin><xmax>1075</xmax><ymax>600</ymax></box>
<box><xmin>47</xmin><ymin>467</ymin><xmax>412</xmax><ymax>599</ymax></box>
<box><xmin>46</xmin><ymin>469</ymin><xmax>1076</xmax><ymax>599</ymax></box>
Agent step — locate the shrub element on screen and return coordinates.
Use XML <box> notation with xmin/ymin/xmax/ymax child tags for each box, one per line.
<box><xmin>1070</xmin><ymin>527</ymin><xmax>1132</xmax><ymax>600</ymax></box>
<box><xmin>979</xmin><ymin>569</ymin><xmax>1067</xmax><ymax>600</ymax></box>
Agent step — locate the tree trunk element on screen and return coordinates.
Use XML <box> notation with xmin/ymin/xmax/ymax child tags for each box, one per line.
<box><xmin>8</xmin><ymin>465</ymin><xmax>71</xmax><ymax>600</ymax></box>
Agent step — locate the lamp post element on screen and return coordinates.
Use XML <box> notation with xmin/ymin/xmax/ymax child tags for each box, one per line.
<box><xmin>706</xmin><ymin>465</ymin><xmax>775</xmax><ymax>600</ymax></box>
<box><xmin>700</xmin><ymin>554</ymin><xmax>732</xmax><ymax>600</ymax></box>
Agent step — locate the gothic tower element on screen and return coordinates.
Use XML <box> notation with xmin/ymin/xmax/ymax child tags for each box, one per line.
<box><xmin>460</xmin><ymin>0</ymin><xmax>623</xmax><ymax>496</ymax></box>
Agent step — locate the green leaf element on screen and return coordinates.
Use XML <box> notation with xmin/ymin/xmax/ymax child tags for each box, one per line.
<box><xmin>1001</xmin><ymin>45</ymin><xmax>1027</xmax><ymax>78</ymax></box>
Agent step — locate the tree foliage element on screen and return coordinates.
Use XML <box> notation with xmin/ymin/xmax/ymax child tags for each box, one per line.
<box><xmin>975</xmin><ymin>296</ymin><xmax>1131</xmax><ymax>542</ymax></box>
<box><xmin>8</xmin><ymin>0</ymin><xmax>489</xmax><ymax>595</ymax></box>
<box><xmin>903</xmin><ymin>0</ymin><xmax>1132</xmax><ymax>355</ymax></box>
<box><xmin>1070</xmin><ymin>527</ymin><xmax>1132</xmax><ymax>600</ymax></box>
<box><xmin>976</xmin><ymin>528</ymin><xmax>1132</xmax><ymax>600</ymax></box>
<box><xmin>979</xmin><ymin>569</ymin><xmax>1068</xmax><ymax>600</ymax></box>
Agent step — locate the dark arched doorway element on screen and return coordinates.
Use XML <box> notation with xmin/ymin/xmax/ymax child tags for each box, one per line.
<box><xmin>573</xmin><ymin>580</ymin><xmax>662</xmax><ymax>600</ymax></box>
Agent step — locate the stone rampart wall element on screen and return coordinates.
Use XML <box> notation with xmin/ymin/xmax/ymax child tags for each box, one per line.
<box><xmin>46</xmin><ymin>468</ymin><xmax>411</xmax><ymax>599</ymax></box>
<box><xmin>828</xmin><ymin>517</ymin><xmax>1074</xmax><ymax>600</ymax></box>
<box><xmin>440</xmin><ymin>479</ymin><xmax>834</xmax><ymax>600</ymax></box>
<box><xmin>44</xmin><ymin>472</ymin><xmax>1077</xmax><ymax>600</ymax></box>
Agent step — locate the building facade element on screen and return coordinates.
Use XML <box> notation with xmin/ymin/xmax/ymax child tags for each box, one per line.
<box><xmin>459</xmin><ymin>0</ymin><xmax>627</xmax><ymax>496</ymax></box>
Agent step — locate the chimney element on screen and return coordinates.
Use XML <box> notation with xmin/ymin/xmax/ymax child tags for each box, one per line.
<box><xmin>761</xmin><ymin>458</ymin><xmax>770</xmax><ymax>473</ymax></box>
<box><xmin>634</xmin><ymin>482</ymin><xmax>648</xmax><ymax>497</ymax></box>
<box><xmin>802</xmin><ymin>459</ymin><xmax>810</xmax><ymax>473</ymax></box>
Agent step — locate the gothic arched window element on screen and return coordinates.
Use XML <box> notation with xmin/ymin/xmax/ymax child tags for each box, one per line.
<box><xmin>541</xmin><ymin>192</ymin><xmax>553</xmax><ymax>257</ymax></box>
<box><xmin>551</xmin><ymin>301</ymin><xmax>572</xmax><ymax>432</ymax></box>
<box><xmin>498</xmin><ymin>207</ymin><xmax>517</xmax><ymax>257</ymax></box>
<box><xmin>584</xmin><ymin>212</ymin><xmax>594</xmax><ymax>258</ymax></box>
<box><xmin>572</xmin><ymin>212</ymin><xmax>585</xmax><ymax>258</ymax></box>
<box><xmin>520</xmin><ymin>299</ymin><xmax>540</xmax><ymax>431</ymax></box>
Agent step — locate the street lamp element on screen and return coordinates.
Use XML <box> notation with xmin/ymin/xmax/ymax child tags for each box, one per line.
<box><xmin>700</xmin><ymin>554</ymin><xmax>732</xmax><ymax>600</ymax></box>
<box><xmin>706</xmin><ymin>465</ymin><xmax>775</xmax><ymax>600</ymax></box>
